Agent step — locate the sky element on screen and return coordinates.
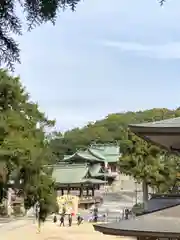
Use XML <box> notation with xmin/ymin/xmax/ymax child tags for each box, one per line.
<box><xmin>15</xmin><ymin>0</ymin><xmax>180</xmax><ymax>131</ymax></box>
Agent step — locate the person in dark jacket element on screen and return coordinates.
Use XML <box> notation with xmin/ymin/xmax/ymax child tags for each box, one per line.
<box><xmin>77</xmin><ymin>214</ymin><xmax>83</xmax><ymax>225</ymax></box>
<box><xmin>53</xmin><ymin>214</ymin><xmax>57</xmax><ymax>223</ymax></box>
<box><xmin>125</xmin><ymin>208</ymin><xmax>129</xmax><ymax>220</ymax></box>
<box><xmin>93</xmin><ymin>205</ymin><xmax>98</xmax><ymax>222</ymax></box>
<box><xmin>60</xmin><ymin>215</ymin><xmax>65</xmax><ymax>226</ymax></box>
<box><xmin>68</xmin><ymin>214</ymin><xmax>72</xmax><ymax>227</ymax></box>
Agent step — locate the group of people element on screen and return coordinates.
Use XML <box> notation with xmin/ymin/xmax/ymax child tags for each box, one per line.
<box><xmin>53</xmin><ymin>213</ymin><xmax>84</xmax><ymax>227</ymax></box>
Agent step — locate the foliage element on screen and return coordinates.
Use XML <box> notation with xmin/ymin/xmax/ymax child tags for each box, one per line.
<box><xmin>0</xmin><ymin>0</ymin><xmax>166</xmax><ymax>70</ymax></box>
<box><xmin>0</xmin><ymin>69</ymin><xmax>56</xmax><ymax>218</ymax></box>
<box><xmin>50</xmin><ymin>108</ymin><xmax>180</xmax><ymax>192</ymax></box>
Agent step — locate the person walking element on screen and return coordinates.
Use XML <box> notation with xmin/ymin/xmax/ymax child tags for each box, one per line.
<box><xmin>60</xmin><ymin>214</ymin><xmax>65</xmax><ymax>227</ymax></box>
<box><xmin>68</xmin><ymin>214</ymin><xmax>72</xmax><ymax>227</ymax></box>
<box><xmin>77</xmin><ymin>213</ymin><xmax>83</xmax><ymax>225</ymax></box>
<box><xmin>53</xmin><ymin>213</ymin><xmax>57</xmax><ymax>223</ymax></box>
<box><xmin>34</xmin><ymin>201</ymin><xmax>41</xmax><ymax>233</ymax></box>
<box><xmin>124</xmin><ymin>208</ymin><xmax>129</xmax><ymax>220</ymax></box>
<box><xmin>93</xmin><ymin>204</ymin><xmax>98</xmax><ymax>222</ymax></box>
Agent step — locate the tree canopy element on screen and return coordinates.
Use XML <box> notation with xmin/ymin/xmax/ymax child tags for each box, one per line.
<box><xmin>0</xmin><ymin>0</ymin><xmax>165</xmax><ymax>70</ymax></box>
<box><xmin>0</xmin><ymin>68</ymin><xmax>179</xmax><ymax>217</ymax></box>
<box><xmin>50</xmin><ymin>108</ymin><xmax>180</xmax><ymax>195</ymax></box>
<box><xmin>0</xmin><ymin>69</ymin><xmax>56</xmax><ymax>218</ymax></box>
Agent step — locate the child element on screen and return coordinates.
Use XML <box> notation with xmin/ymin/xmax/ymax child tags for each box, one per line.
<box><xmin>53</xmin><ymin>214</ymin><xmax>57</xmax><ymax>223</ymax></box>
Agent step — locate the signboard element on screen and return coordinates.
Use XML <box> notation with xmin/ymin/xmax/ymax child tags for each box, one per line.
<box><xmin>57</xmin><ymin>195</ymin><xmax>79</xmax><ymax>215</ymax></box>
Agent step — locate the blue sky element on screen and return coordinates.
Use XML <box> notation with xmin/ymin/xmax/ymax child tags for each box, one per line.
<box><xmin>15</xmin><ymin>0</ymin><xmax>180</xmax><ymax>131</ymax></box>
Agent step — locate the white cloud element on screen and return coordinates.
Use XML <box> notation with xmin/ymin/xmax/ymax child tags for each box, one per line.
<box><xmin>103</xmin><ymin>41</ymin><xmax>180</xmax><ymax>59</ymax></box>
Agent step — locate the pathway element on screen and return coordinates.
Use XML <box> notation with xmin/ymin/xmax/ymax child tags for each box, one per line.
<box><xmin>0</xmin><ymin>220</ymin><xmax>135</xmax><ymax>240</ymax></box>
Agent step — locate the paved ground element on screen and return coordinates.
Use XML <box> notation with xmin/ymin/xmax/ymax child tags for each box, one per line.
<box><xmin>0</xmin><ymin>219</ymin><xmax>135</xmax><ymax>240</ymax></box>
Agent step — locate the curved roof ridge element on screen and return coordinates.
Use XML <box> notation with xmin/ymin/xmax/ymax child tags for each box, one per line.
<box><xmin>88</xmin><ymin>148</ymin><xmax>105</xmax><ymax>160</ymax></box>
<box><xmin>90</xmin><ymin>142</ymin><xmax>119</xmax><ymax>147</ymax></box>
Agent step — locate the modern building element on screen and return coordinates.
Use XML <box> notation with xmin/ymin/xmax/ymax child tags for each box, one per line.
<box><xmin>94</xmin><ymin>117</ymin><xmax>180</xmax><ymax>239</ymax></box>
<box><xmin>52</xmin><ymin>143</ymin><xmax>120</xmax><ymax>209</ymax></box>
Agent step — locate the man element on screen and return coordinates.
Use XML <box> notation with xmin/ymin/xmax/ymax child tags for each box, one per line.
<box><xmin>77</xmin><ymin>213</ymin><xmax>83</xmax><ymax>225</ymax></box>
<box><xmin>124</xmin><ymin>208</ymin><xmax>129</xmax><ymax>220</ymax></box>
<box><xmin>60</xmin><ymin>215</ymin><xmax>65</xmax><ymax>227</ymax></box>
<box><xmin>93</xmin><ymin>204</ymin><xmax>98</xmax><ymax>222</ymax></box>
<box><xmin>68</xmin><ymin>214</ymin><xmax>72</xmax><ymax>227</ymax></box>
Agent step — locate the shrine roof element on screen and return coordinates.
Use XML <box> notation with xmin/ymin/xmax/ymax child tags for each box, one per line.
<box><xmin>129</xmin><ymin>117</ymin><xmax>180</xmax><ymax>151</ymax></box>
<box><xmin>52</xmin><ymin>163</ymin><xmax>107</xmax><ymax>185</ymax></box>
<box><xmin>140</xmin><ymin>195</ymin><xmax>180</xmax><ymax>214</ymax></box>
<box><xmin>94</xmin><ymin>197</ymin><xmax>180</xmax><ymax>237</ymax></box>
<box><xmin>63</xmin><ymin>143</ymin><xmax>120</xmax><ymax>163</ymax></box>
<box><xmin>94</xmin><ymin>215</ymin><xmax>180</xmax><ymax>237</ymax></box>
<box><xmin>52</xmin><ymin>163</ymin><xmax>89</xmax><ymax>184</ymax></box>
<box><xmin>129</xmin><ymin>117</ymin><xmax>180</xmax><ymax>130</ymax></box>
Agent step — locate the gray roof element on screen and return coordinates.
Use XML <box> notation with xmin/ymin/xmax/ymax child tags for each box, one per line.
<box><xmin>129</xmin><ymin>118</ymin><xmax>180</xmax><ymax>151</ymax></box>
<box><xmin>142</xmin><ymin>196</ymin><xmax>180</xmax><ymax>214</ymax></box>
<box><xmin>129</xmin><ymin>117</ymin><xmax>180</xmax><ymax>130</ymax></box>
<box><xmin>94</xmin><ymin>204</ymin><xmax>180</xmax><ymax>237</ymax></box>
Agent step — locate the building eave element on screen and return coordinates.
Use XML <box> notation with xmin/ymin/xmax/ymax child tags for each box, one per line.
<box><xmin>93</xmin><ymin>224</ymin><xmax>180</xmax><ymax>238</ymax></box>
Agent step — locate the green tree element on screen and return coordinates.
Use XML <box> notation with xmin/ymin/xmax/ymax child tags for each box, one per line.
<box><xmin>119</xmin><ymin>132</ymin><xmax>160</xmax><ymax>209</ymax></box>
<box><xmin>50</xmin><ymin>107</ymin><xmax>180</xmax><ymax>200</ymax></box>
<box><xmin>0</xmin><ymin>69</ymin><xmax>56</xmax><ymax>217</ymax></box>
<box><xmin>119</xmin><ymin>131</ymin><xmax>179</xmax><ymax>209</ymax></box>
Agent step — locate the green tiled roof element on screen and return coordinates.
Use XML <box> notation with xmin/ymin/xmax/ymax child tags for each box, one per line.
<box><xmin>89</xmin><ymin>163</ymin><xmax>102</xmax><ymax>177</ymax></box>
<box><xmin>89</xmin><ymin>144</ymin><xmax>120</xmax><ymax>163</ymax></box>
<box><xmin>63</xmin><ymin>144</ymin><xmax>120</xmax><ymax>163</ymax></box>
<box><xmin>90</xmin><ymin>144</ymin><xmax>120</xmax><ymax>155</ymax></box>
<box><xmin>52</xmin><ymin>164</ymin><xmax>88</xmax><ymax>184</ymax></box>
<box><xmin>81</xmin><ymin>178</ymin><xmax>107</xmax><ymax>184</ymax></box>
<box><xmin>63</xmin><ymin>150</ymin><xmax>103</xmax><ymax>162</ymax></box>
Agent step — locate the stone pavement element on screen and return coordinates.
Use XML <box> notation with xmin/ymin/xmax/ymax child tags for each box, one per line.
<box><xmin>0</xmin><ymin>219</ymin><xmax>134</xmax><ymax>240</ymax></box>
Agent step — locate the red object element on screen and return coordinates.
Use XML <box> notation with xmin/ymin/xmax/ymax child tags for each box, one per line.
<box><xmin>71</xmin><ymin>212</ymin><xmax>75</xmax><ymax>216</ymax></box>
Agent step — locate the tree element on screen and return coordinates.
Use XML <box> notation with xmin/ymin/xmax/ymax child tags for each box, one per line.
<box><xmin>50</xmin><ymin>107</ymin><xmax>180</xmax><ymax>201</ymax></box>
<box><xmin>50</xmin><ymin>108</ymin><xmax>180</xmax><ymax>158</ymax></box>
<box><xmin>119</xmin><ymin>131</ymin><xmax>178</xmax><ymax>210</ymax></box>
<box><xmin>0</xmin><ymin>69</ymin><xmax>56</xmax><ymax>217</ymax></box>
<box><xmin>0</xmin><ymin>0</ymin><xmax>165</xmax><ymax>71</ymax></box>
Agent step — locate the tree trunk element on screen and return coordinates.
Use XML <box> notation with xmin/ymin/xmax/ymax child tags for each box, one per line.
<box><xmin>142</xmin><ymin>180</ymin><xmax>148</xmax><ymax>211</ymax></box>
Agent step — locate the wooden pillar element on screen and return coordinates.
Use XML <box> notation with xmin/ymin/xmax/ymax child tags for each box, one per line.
<box><xmin>61</xmin><ymin>189</ymin><xmax>64</xmax><ymax>195</ymax></box>
<box><xmin>86</xmin><ymin>188</ymin><xmax>89</xmax><ymax>196</ymax></box>
<box><xmin>92</xmin><ymin>187</ymin><xmax>95</xmax><ymax>197</ymax></box>
<box><xmin>79</xmin><ymin>185</ymin><xmax>83</xmax><ymax>197</ymax></box>
<box><xmin>67</xmin><ymin>185</ymin><xmax>70</xmax><ymax>194</ymax></box>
